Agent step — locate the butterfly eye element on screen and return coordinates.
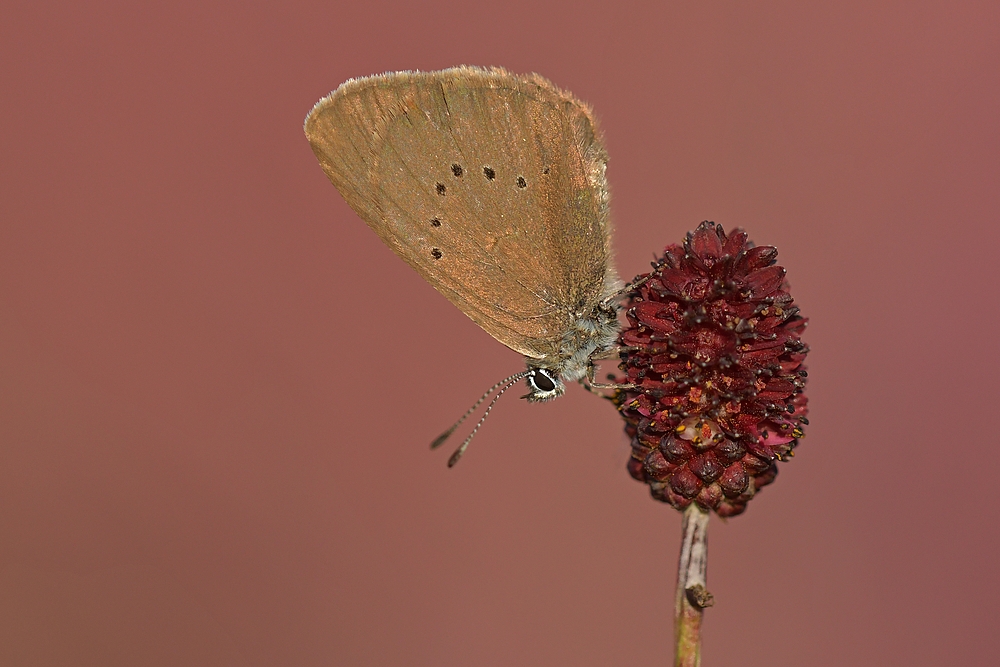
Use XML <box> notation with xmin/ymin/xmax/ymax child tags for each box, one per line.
<box><xmin>529</xmin><ymin>368</ymin><xmax>557</xmax><ymax>393</ymax></box>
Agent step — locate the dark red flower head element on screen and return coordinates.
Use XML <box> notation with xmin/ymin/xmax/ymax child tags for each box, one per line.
<box><xmin>615</xmin><ymin>221</ymin><xmax>808</xmax><ymax>517</ymax></box>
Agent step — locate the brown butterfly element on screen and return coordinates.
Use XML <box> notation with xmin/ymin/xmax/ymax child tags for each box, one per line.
<box><xmin>305</xmin><ymin>66</ymin><xmax>631</xmax><ymax>464</ymax></box>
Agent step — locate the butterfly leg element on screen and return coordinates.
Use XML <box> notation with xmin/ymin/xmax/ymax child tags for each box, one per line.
<box><xmin>579</xmin><ymin>379</ymin><xmax>614</xmax><ymax>399</ymax></box>
<box><xmin>601</xmin><ymin>271</ymin><xmax>656</xmax><ymax>307</ymax></box>
<box><xmin>583</xmin><ymin>361</ymin><xmax>636</xmax><ymax>391</ymax></box>
<box><xmin>590</xmin><ymin>344</ymin><xmax>644</xmax><ymax>361</ymax></box>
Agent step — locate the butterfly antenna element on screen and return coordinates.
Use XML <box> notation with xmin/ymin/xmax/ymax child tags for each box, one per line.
<box><xmin>430</xmin><ymin>371</ymin><xmax>529</xmax><ymax>450</ymax></box>
<box><xmin>447</xmin><ymin>373</ymin><xmax>526</xmax><ymax>467</ymax></box>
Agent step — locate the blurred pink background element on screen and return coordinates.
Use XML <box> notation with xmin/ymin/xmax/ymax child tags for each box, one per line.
<box><xmin>2</xmin><ymin>1</ymin><xmax>998</xmax><ymax>665</ymax></box>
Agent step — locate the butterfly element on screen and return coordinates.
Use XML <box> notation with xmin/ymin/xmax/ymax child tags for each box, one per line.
<box><xmin>304</xmin><ymin>66</ymin><xmax>631</xmax><ymax>464</ymax></box>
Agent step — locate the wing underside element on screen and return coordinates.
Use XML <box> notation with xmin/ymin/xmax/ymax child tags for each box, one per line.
<box><xmin>304</xmin><ymin>66</ymin><xmax>616</xmax><ymax>359</ymax></box>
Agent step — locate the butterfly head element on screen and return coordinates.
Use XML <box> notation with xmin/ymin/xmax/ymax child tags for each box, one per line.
<box><xmin>522</xmin><ymin>298</ymin><xmax>621</xmax><ymax>402</ymax></box>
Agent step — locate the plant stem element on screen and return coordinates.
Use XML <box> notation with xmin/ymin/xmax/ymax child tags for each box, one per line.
<box><xmin>675</xmin><ymin>504</ymin><xmax>711</xmax><ymax>667</ymax></box>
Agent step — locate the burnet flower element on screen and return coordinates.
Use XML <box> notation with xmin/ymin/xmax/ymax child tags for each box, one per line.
<box><xmin>615</xmin><ymin>221</ymin><xmax>808</xmax><ymax>517</ymax></box>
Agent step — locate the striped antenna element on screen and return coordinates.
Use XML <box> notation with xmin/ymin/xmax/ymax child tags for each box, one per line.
<box><xmin>446</xmin><ymin>372</ymin><xmax>528</xmax><ymax>467</ymax></box>
<box><xmin>430</xmin><ymin>370</ymin><xmax>530</xmax><ymax>452</ymax></box>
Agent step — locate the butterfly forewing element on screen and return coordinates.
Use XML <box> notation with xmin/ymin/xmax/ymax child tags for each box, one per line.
<box><xmin>305</xmin><ymin>66</ymin><xmax>615</xmax><ymax>359</ymax></box>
